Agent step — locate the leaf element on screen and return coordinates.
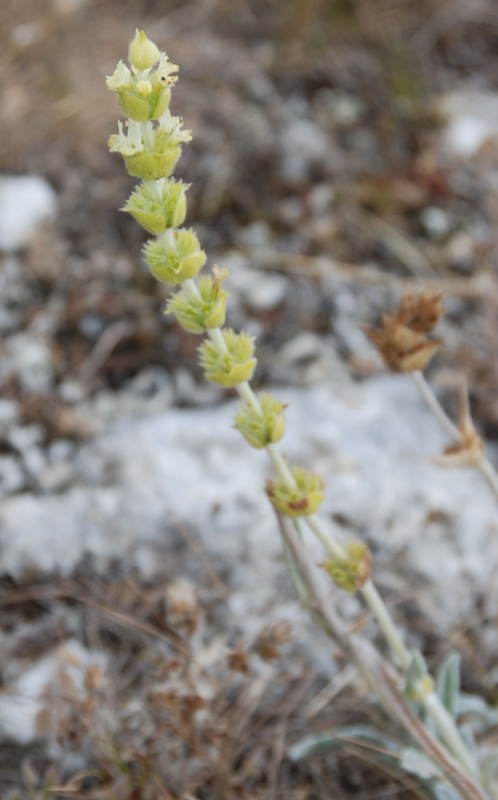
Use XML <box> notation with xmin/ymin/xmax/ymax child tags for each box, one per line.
<box><xmin>405</xmin><ymin>649</ymin><xmax>431</xmax><ymax>701</ymax></box>
<box><xmin>482</xmin><ymin>748</ymin><xmax>498</xmax><ymax>795</ymax></box>
<box><xmin>288</xmin><ymin>724</ymin><xmax>402</xmax><ymax>768</ymax></box>
<box><xmin>436</xmin><ymin>653</ymin><xmax>461</xmax><ymax>717</ymax></box>
<box><xmin>426</xmin><ymin>783</ymin><xmax>465</xmax><ymax>800</ymax></box>
<box><xmin>288</xmin><ymin>726</ymin><xmax>460</xmax><ymax>800</ymax></box>
<box><xmin>399</xmin><ymin>746</ymin><xmax>442</xmax><ymax>780</ymax></box>
<box><xmin>459</xmin><ymin>722</ymin><xmax>476</xmax><ymax>755</ymax></box>
<box><xmin>456</xmin><ymin>693</ymin><xmax>498</xmax><ymax>731</ymax></box>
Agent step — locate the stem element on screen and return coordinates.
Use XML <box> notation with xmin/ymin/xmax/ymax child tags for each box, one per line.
<box><xmin>305</xmin><ymin>514</ymin><xmax>347</xmax><ymax>561</ymax></box>
<box><xmin>423</xmin><ymin>691</ymin><xmax>479</xmax><ymax>778</ymax></box>
<box><xmin>266</xmin><ymin>443</ymin><xmax>296</xmax><ymax>491</ymax></box>
<box><xmin>478</xmin><ymin>457</ymin><xmax>498</xmax><ymax>499</ymax></box>
<box><xmin>360</xmin><ymin>579</ymin><xmax>411</xmax><ymax>669</ymax></box>
<box><xmin>411</xmin><ymin>371</ymin><xmax>498</xmax><ymax>502</ymax></box>
<box><xmin>236</xmin><ymin>381</ymin><xmax>262</xmax><ymax>416</ymax></box>
<box><xmin>411</xmin><ymin>371</ymin><xmax>462</xmax><ymax>441</ymax></box>
<box><xmin>181</xmin><ymin>278</ymin><xmax>478</xmax><ymax>776</ymax></box>
<box><xmin>207</xmin><ymin>326</ymin><xmax>228</xmax><ymax>353</ymax></box>
<box><xmin>277</xmin><ymin>514</ymin><xmax>487</xmax><ymax>800</ymax></box>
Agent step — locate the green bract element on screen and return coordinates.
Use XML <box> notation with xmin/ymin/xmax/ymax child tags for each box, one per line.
<box><xmin>199</xmin><ymin>329</ymin><xmax>257</xmax><ymax>387</ymax></box>
<box><xmin>123</xmin><ymin>178</ymin><xmax>187</xmax><ymax>234</ymax></box>
<box><xmin>144</xmin><ymin>229</ymin><xmax>206</xmax><ymax>285</ymax></box>
<box><xmin>166</xmin><ymin>270</ymin><xmax>230</xmax><ymax>333</ymax></box>
<box><xmin>266</xmin><ymin>466</ymin><xmax>324</xmax><ymax>519</ymax></box>
<box><xmin>117</xmin><ymin>86</ymin><xmax>170</xmax><ymax>122</ymax></box>
<box><xmin>234</xmin><ymin>392</ymin><xmax>285</xmax><ymax>449</ymax></box>
<box><xmin>126</xmin><ymin>149</ymin><xmax>180</xmax><ymax>181</ymax></box>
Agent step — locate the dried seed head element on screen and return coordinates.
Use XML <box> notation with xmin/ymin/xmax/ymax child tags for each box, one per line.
<box><xmin>397</xmin><ymin>292</ymin><xmax>444</xmax><ymax>334</ymax></box>
<box><xmin>165</xmin><ymin>267</ymin><xmax>231</xmax><ymax>333</ymax></box>
<box><xmin>144</xmin><ymin>228</ymin><xmax>206</xmax><ymax>285</ymax></box>
<box><xmin>364</xmin><ymin>292</ymin><xmax>444</xmax><ymax>373</ymax></box>
<box><xmin>322</xmin><ymin>541</ymin><xmax>372</xmax><ymax>593</ymax></box>
<box><xmin>234</xmin><ymin>392</ymin><xmax>286</xmax><ymax>449</ymax></box>
<box><xmin>254</xmin><ymin>622</ymin><xmax>293</xmax><ymax>661</ymax></box>
<box><xmin>122</xmin><ymin>177</ymin><xmax>187</xmax><ymax>234</ymax></box>
<box><xmin>199</xmin><ymin>329</ymin><xmax>257</xmax><ymax>387</ymax></box>
<box><xmin>227</xmin><ymin>644</ymin><xmax>250</xmax><ymax>674</ymax></box>
<box><xmin>166</xmin><ymin>578</ymin><xmax>199</xmax><ymax>633</ymax></box>
<box><xmin>266</xmin><ymin>466</ymin><xmax>324</xmax><ymax>518</ymax></box>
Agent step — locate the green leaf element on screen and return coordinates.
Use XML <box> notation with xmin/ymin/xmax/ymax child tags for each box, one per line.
<box><xmin>288</xmin><ymin>724</ymin><xmax>402</xmax><ymax>768</ymax></box>
<box><xmin>436</xmin><ymin>652</ymin><xmax>461</xmax><ymax>717</ymax></box>
<box><xmin>405</xmin><ymin>649</ymin><xmax>432</xmax><ymax>701</ymax></box>
<box><xmin>456</xmin><ymin>692</ymin><xmax>498</xmax><ymax>731</ymax></box>
<box><xmin>482</xmin><ymin>749</ymin><xmax>498</xmax><ymax>795</ymax></box>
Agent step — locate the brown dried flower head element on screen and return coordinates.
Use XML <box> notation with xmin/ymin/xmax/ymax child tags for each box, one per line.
<box><xmin>364</xmin><ymin>292</ymin><xmax>444</xmax><ymax>373</ymax></box>
<box><xmin>254</xmin><ymin>622</ymin><xmax>293</xmax><ymax>662</ymax></box>
<box><xmin>227</xmin><ymin>644</ymin><xmax>250</xmax><ymax>674</ymax></box>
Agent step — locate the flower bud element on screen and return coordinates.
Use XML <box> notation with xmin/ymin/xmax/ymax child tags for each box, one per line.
<box><xmin>129</xmin><ymin>30</ymin><xmax>161</xmax><ymax>71</ymax></box>
<box><xmin>199</xmin><ymin>329</ymin><xmax>257</xmax><ymax>387</ymax></box>
<box><xmin>266</xmin><ymin>466</ymin><xmax>324</xmax><ymax>519</ymax></box>
<box><xmin>234</xmin><ymin>393</ymin><xmax>285</xmax><ymax>449</ymax></box>
<box><xmin>136</xmin><ymin>80</ymin><xmax>153</xmax><ymax>97</ymax></box>
<box><xmin>123</xmin><ymin>178</ymin><xmax>187</xmax><ymax>234</ymax></box>
<box><xmin>322</xmin><ymin>542</ymin><xmax>372</xmax><ymax>593</ymax></box>
<box><xmin>144</xmin><ymin>229</ymin><xmax>206</xmax><ymax>285</ymax></box>
<box><xmin>165</xmin><ymin>267</ymin><xmax>230</xmax><ymax>333</ymax></box>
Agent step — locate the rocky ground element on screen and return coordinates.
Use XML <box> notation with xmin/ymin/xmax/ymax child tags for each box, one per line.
<box><xmin>2</xmin><ymin>0</ymin><xmax>498</xmax><ymax>797</ymax></box>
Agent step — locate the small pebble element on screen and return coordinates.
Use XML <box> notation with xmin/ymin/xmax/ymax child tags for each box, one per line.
<box><xmin>0</xmin><ymin>175</ymin><xmax>57</xmax><ymax>252</ymax></box>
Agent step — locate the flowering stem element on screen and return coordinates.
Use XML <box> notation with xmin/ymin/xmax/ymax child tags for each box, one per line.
<box><xmin>305</xmin><ymin>514</ymin><xmax>347</xmax><ymax>561</ymax></box>
<box><xmin>266</xmin><ymin>443</ymin><xmax>297</xmax><ymax>491</ymax></box>
<box><xmin>360</xmin><ymin>579</ymin><xmax>411</xmax><ymax>669</ymax></box>
<box><xmin>411</xmin><ymin>371</ymin><xmax>498</xmax><ymax>501</ymax></box>
<box><xmin>190</xmin><ymin>310</ymin><xmax>478</xmax><ymax>775</ymax></box>
<box><xmin>107</xmin><ymin>34</ymin><xmax>482</xmax><ymax>786</ymax></box>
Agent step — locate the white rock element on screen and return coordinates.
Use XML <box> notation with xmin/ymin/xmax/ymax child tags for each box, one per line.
<box><xmin>245</xmin><ymin>273</ymin><xmax>288</xmax><ymax>311</ymax></box>
<box><xmin>0</xmin><ymin>399</ymin><xmax>19</xmax><ymax>431</ymax></box>
<box><xmin>4</xmin><ymin>333</ymin><xmax>54</xmax><ymax>393</ymax></box>
<box><xmin>445</xmin><ymin>231</ymin><xmax>475</xmax><ymax>270</ymax></box>
<box><xmin>280</xmin><ymin>119</ymin><xmax>334</xmax><ymax>184</ymax></box>
<box><xmin>439</xmin><ymin>91</ymin><xmax>498</xmax><ymax>158</ymax></box>
<box><xmin>0</xmin><ymin>175</ymin><xmax>57</xmax><ymax>252</ymax></box>
<box><xmin>279</xmin><ymin>332</ymin><xmax>322</xmax><ymax>364</ymax></box>
<box><xmin>1</xmin><ymin>377</ymin><xmax>497</xmax><ymax>635</ymax></box>
<box><xmin>420</xmin><ymin>207</ymin><xmax>452</xmax><ymax>240</ymax></box>
<box><xmin>0</xmin><ymin>639</ymin><xmax>106</xmax><ymax>745</ymax></box>
<box><xmin>0</xmin><ymin>456</ymin><xmax>25</xmax><ymax>494</ymax></box>
<box><xmin>8</xmin><ymin>424</ymin><xmax>45</xmax><ymax>452</ymax></box>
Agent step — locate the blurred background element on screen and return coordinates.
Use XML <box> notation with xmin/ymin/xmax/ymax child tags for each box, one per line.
<box><xmin>2</xmin><ymin>0</ymin><xmax>498</xmax><ymax>797</ymax></box>
<box><xmin>3</xmin><ymin>0</ymin><xmax>498</xmax><ymax>412</ymax></box>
